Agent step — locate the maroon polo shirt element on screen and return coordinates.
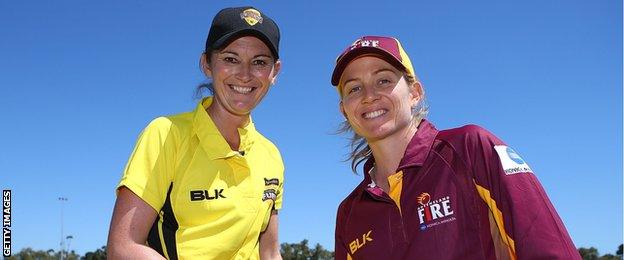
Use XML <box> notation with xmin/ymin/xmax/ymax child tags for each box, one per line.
<box><xmin>335</xmin><ymin>120</ymin><xmax>579</xmax><ymax>260</ymax></box>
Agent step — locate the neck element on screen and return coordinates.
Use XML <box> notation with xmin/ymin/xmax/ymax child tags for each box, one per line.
<box><xmin>368</xmin><ymin>121</ymin><xmax>418</xmax><ymax>191</ymax></box>
<box><xmin>206</xmin><ymin>103</ymin><xmax>250</xmax><ymax>151</ymax></box>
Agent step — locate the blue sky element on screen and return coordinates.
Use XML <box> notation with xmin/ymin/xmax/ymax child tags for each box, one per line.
<box><xmin>1</xmin><ymin>0</ymin><xmax>621</xmax><ymax>256</ymax></box>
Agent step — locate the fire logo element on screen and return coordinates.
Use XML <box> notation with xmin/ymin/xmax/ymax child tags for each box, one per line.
<box><xmin>417</xmin><ymin>192</ymin><xmax>431</xmax><ymax>206</ymax></box>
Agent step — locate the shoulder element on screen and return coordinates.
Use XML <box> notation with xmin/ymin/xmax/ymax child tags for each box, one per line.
<box><xmin>437</xmin><ymin>124</ymin><xmax>496</xmax><ymax>141</ymax></box>
<box><xmin>433</xmin><ymin>124</ymin><xmax>509</xmax><ymax>172</ymax></box>
<box><xmin>254</xmin><ymin>132</ymin><xmax>283</xmax><ymax>161</ymax></box>
<box><xmin>140</xmin><ymin>117</ymin><xmax>176</xmax><ymax>141</ymax></box>
<box><xmin>436</xmin><ymin>124</ymin><xmax>504</xmax><ymax>148</ymax></box>
<box><xmin>163</xmin><ymin>110</ymin><xmax>194</xmax><ymax>134</ymax></box>
<box><xmin>336</xmin><ymin>181</ymin><xmax>366</xmax><ymax>222</ymax></box>
<box><xmin>138</xmin><ymin>110</ymin><xmax>194</xmax><ymax>146</ymax></box>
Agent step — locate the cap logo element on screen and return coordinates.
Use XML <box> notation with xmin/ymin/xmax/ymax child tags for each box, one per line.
<box><xmin>350</xmin><ymin>39</ymin><xmax>380</xmax><ymax>50</ymax></box>
<box><xmin>240</xmin><ymin>8</ymin><xmax>263</xmax><ymax>26</ymax></box>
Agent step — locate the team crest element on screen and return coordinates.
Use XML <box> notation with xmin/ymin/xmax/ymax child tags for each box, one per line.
<box><xmin>240</xmin><ymin>9</ymin><xmax>263</xmax><ymax>26</ymax></box>
<box><xmin>349</xmin><ymin>39</ymin><xmax>379</xmax><ymax>50</ymax></box>
<box><xmin>417</xmin><ymin>193</ymin><xmax>456</xmax><ymax>231</ymax></box>
<box><xmin>262</xmin><ymin>178</ymin><xmax>280</xmax><ymax>202</ymax></box>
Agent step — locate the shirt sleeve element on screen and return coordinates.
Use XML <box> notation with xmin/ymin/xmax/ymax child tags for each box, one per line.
<box><xmin>466</xmin><ymin>125</ymin><xmax>580</xmax><ymax>260</ymax></box>
<box><xmin>272</xmin><ymin>150</ymin><xmax>285</xmax><ymax>211</ymax></box>
<box><xmin>334</xmin><ymin>204</ymin><xmax>352</xmax><ymax>260</ymax></box>
<box><xmin>117</xmin><ymin>117</ymin><xmax>177</xmax><ymax>212</ymax></box>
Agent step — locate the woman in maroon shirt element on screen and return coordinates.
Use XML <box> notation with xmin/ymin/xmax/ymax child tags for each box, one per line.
<box><xmin>331</xmin><ymin>35</ymin><xmax>580</xmax><ymax>260</ymax></box>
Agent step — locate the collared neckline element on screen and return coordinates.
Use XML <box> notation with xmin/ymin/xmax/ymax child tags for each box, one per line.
<box><xmin>192</xmin><ymin>97</ymin><xmax>258</xmax><ymax>160</ymax></box>
<box><xmin>363</xmin><ymin>119</ymin><xmax>439</xmax><ymax>182</ymax></box>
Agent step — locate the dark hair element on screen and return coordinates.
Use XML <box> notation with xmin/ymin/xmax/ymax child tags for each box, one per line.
<box><xmin>195</xmin><ymin>52</ymin><xmax>214</xmax><ymax>99</ymax></box>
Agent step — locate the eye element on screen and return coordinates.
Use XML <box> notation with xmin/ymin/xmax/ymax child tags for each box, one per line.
<box><xmin>346</xmin><ymin>85</ymin><xmax>361</xmax><ymax>95</ymax></box>
<box><xmin>223</xmin><ymin>56</ymin><xmax>239</xmax><ymax>64</ymax></box>
<box><xmin>378</xmin><ymin>78</ymin><xmax>392</xmax><ymax>85</ymax></box>
<box><xmin>252</xmin><ymin>59</ymin><xmax>268</xmax><ymax>66</ymax></box>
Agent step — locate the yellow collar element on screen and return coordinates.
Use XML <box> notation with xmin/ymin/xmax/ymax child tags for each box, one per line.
<box><xmin>192</xmin><ymin>97</ymin><xmax>257</xmax><ymax>159</ymax></box>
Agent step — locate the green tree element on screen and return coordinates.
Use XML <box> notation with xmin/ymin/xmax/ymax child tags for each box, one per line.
<box><xmin>60</xmin><ymin>250</ymin><xmax>81</xmax><ymax>260</ymax></box>
<box><xmin>82</xmin><ymin>246</ymin><xmax>107</xmax><ymax>260</ymax></box>
<box><xmin>600</xmin><ymin>244</ymin><xmax>624</xmax><ymax>260</ymax></box>
<box><xmin>6</xmin><ymin>247</ymin><xmax>56</xmax><ymax>260</ymax></box>
<box><xmin>310</xmin><ymin>243</ymin><xmax>334</xmax><ymax>260</ymax></box>
<box><xmin>579</xmin><ymin>247</ymin><xmax>600</xmax><ymax>260</ymax></box>
<box><xmin>599</xmin><ymin>254</ymin><xmax>620</xmax><ymax>260</ymax></box>
<box><xmin>281</xmin><ymin>239</ymin><xmax>334</xmax><ymax>260</ymax></box>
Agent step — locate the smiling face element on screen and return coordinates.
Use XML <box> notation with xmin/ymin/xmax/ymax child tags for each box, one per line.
<box><xmin>339</xmin><ymin>55</ymin><xmax>422</xmax><ymax>142</ymax></box>
<box><xmin>203</xmin><ymin>36</ymin><xmax>281</xmax><ymax>118</ymax></box>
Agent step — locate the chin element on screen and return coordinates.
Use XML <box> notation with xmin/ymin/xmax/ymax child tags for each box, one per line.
<box><xmin>358</xmin><ymin>126</ymin><xmax>394</xmax><ymax>142</ymax></box>
<box><xmin>232</xmin><ymin>109</ymin><xmax>253</xmax><ymax>116</ymax></box>
<box><xmin>229</xmin><ymin>103</ymin><xmax>256</xmax><ymax>113</ymax></box>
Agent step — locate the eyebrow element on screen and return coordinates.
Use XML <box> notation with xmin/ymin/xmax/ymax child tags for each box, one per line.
<box><xmin>342</xmin><ymin>67</ymin><xmax>396</xmax><ymax>85</ymax></box>
<box><xmin>219</xmin><ymin>51</ymin><xmax>238</xmax><ymax>56</ymax></box>
<box><xmin>253</xmin><ymin>54</ymin><xmax>273</xmax><ymax>59</ymax></box>
<box><xmin>342</xmin><ymin>77</ymin><xmax>360</xmax><ymax>88</ymax></box>
<box><xmin>219</xmin><ymin>51</ymin><xmax>272</xmax><ymax>59</ymax></box>
<box><xmin>372</xmin><ymin>68</ymin><xmax>396</xmax><ymax>75</ymax></box>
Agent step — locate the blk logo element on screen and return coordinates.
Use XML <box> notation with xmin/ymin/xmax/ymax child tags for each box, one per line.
<box><xmin>190</xmin><ymin>189</ymin><xmax>226</xmax><ymax>201</ymax></box>
<box><xmin>349</xmin><ymin>230</ymin><xmax>372</xmax><ymax>254</ymax></box>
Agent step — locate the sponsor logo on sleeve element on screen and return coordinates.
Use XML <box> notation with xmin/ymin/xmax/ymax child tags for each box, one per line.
<box><xmin>264</xmin><ymin>178</ymin><xmax>279</xmax><ymax>186</ymax></box>
<box><xmin>262</xmin><ymin>178</ymin><xmax>280</xmax><ymax>202</ymax></box>
<box><xmin>494</xmin><ymin>145</ymin><xmax>533</xmax><ymax>175</ymax></box>
<box><xmin>417</xmin><ymin>192</ymin><xmax>456</xmax><ymax>231</ymax></box>
<box><xmin>262</xmin><ymin>189</ymin><xmax>277</xmax><ymax>202</ymax></box>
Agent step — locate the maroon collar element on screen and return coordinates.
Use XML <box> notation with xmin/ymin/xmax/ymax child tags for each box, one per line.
<box><xmin>363</xmin><ymin>119</ymin><xmax>439</xmax><ymax>179</ymax></box>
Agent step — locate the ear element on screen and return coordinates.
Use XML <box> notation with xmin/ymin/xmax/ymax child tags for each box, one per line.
<box><xmin>270</xmin><ymin>60</ymin><xmax>282</xmax><ymax>85</ymax></box>
<box><xmin>339</xmin><ymin>101</ymin><xmax>348</xmax><ymax>119</ymax></box>
<box><xmin>200</xmin><ymin>53</ymin><xmax>213</xmax><ymax>78</ymax></box>
<box><xmin>410</xmin><ymin>81</ymin><xmax>424</xmax><ymax>107</ymax></box>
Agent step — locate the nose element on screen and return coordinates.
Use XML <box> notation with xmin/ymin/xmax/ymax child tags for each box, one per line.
<box><xmin>361</xmin><ymin>85</ymin><xmax>380</xmax><ymax>104</ymax></box>
<box><xmin>236</xmin><ymin>62</ymin><xmax>253</xmax><ymax>82</ymax></box>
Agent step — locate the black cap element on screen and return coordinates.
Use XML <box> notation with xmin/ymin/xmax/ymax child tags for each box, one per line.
<box><xmin>205</xmin><ymin>6</ymin><xmax>280</xmax><ymax>59</ymax></box>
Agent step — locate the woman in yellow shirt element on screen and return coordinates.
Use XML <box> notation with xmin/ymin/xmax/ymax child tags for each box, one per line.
<box><xmin>107</xmin><ymin>6</ymin><xmax>284</xmax><ymax>260</ymax></box>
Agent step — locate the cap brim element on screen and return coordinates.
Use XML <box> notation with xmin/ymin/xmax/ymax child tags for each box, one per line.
<box><xmin>211</xmin><ymin>29</ymin><xmax>279</xmax><ymax>59</ymax></box>
<box><xmin>331</xmin><ymin>47</ymin><xmax>407</xmax><ymax>86</ymax></box>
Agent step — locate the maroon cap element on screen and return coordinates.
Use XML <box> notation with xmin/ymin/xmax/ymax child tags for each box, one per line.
<box><xmin>331</xmin><ymin>36</ymin><xmax>415</xmax><ymax>86</ymax></box>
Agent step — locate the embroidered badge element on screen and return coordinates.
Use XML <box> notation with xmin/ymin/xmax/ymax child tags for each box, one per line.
<box><xmin>262</xmin><ymin>178</ymin><xmax>279</xmax><ymax>202</ymax></box>
<box><xmin>240</xmin><ymin>8</ymin><xmax>263</xmax><ymax>26</ymax></box>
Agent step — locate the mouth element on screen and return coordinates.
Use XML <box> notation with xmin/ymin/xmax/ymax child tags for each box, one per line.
<box><xmin>362</xmin><ymin>109</ymin><xmax>388</xmax><ymax>119</ymax></box>
<box><xmin>229</xmin><ymin>84</ymin><xmax>256</xmax><ymax>94</ymax></box>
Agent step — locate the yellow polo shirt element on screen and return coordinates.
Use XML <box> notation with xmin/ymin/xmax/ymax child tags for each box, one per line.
<box><xmin>118</xmin><ymin>97</ymin><xmax>284</xmax><ymax>260</ymax></box>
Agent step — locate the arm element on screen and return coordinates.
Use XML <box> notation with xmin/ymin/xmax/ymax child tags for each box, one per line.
<box><xmin>467</xmin><ymin>126</ymin><xmax>580</xmax><ymax>259</ymax></box>
<box><xmin>107</xmin><ymin>187</ymin><xmax>165</xmax><ymax>260</ymax></box>
<box><xmin>334</xmin><ymin>232</ymin><xmax>351</xmax><ymax>260</ymax></box>
<box><xmin>259</xmin><ymin>210</ymin><xmax>282</xmax><ymax>260</ymax></box>
<box><xmin>334</xmin><ymin>204</ymin><xmax>351</xmax><ymax>260</ymax></box>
